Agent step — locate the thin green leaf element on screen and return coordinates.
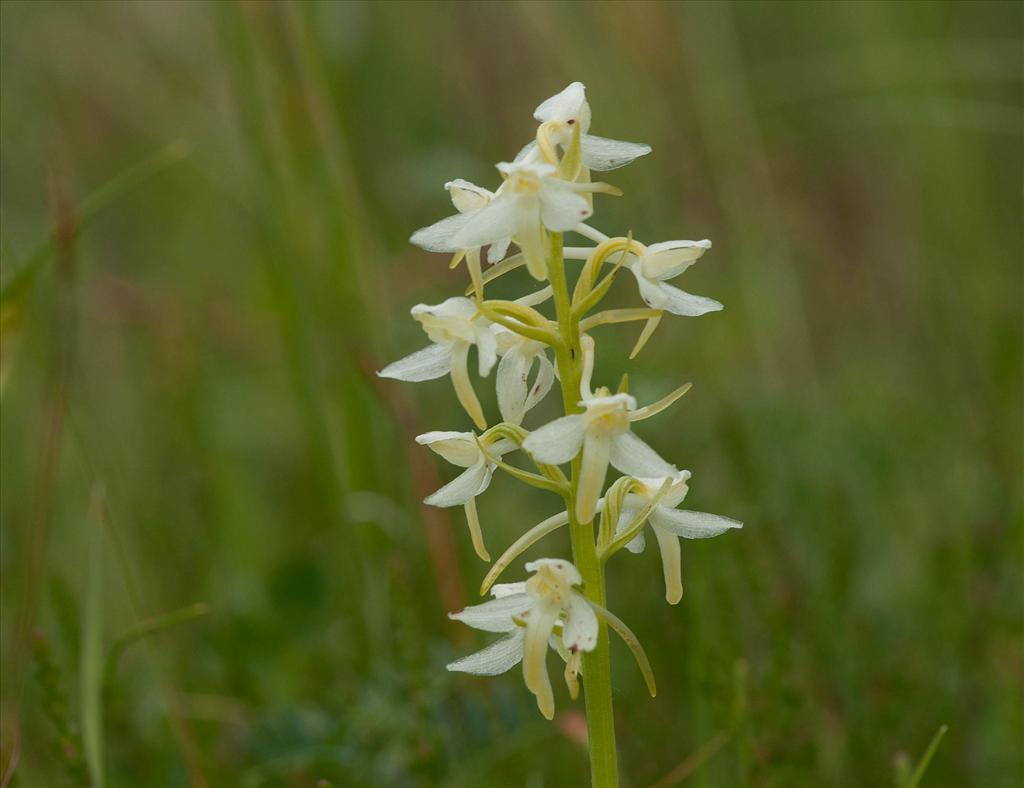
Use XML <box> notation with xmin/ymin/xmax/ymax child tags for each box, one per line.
<box><xmin>585</xmin><ymin>599</ymin><xmax>656</xmax><ymax>697</ymax></box>
<box><xmin>904</xmin><ymin>725</ymin><xmax>949</xmax><ymax>788</ymax></box>
<box><xmin>479</xmin><ymin>511</ymin><xmax>570</xmax><ymax>595</ymax></box>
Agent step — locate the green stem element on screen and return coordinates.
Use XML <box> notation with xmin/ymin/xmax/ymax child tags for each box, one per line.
<box><xmin>547</xmin><ymin>232</ymin><xmax>619</xmax><ymax>788</ymax></box>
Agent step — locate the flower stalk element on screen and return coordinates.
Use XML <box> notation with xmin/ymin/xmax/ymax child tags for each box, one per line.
<box><xmin>380</xmin><ymin>81</ymin><xmax>742</xmax><ymax>788</ymax></box>
<box><xmin>548</xmin><ymin>232</ymin><xmax>619</xmax><ymax>785</ymax></box>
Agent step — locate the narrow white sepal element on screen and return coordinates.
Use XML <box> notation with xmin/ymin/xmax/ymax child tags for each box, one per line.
<box><xmin>581</xmin><ymin>134</ymin><xmax>651</xmax><ymax>171</ymax></box>
<box><xmin>410</xmin><ymin>212</ymin><xmax>475</xmax><ymax>252</ymax></box>
<box><xmin>608</xmin><ymin>431</ymin><xmax>676</xmax><ymax>478</ymax></box>
<box><xmin>449</xmin><ymin>593</ymin><xmax>532</xmax><ymax>633</ymax></box>
<box><xmin>650</xmin><ymin>508</ymin><xmax>743</xmax><ymax>539</ymax></box>
<box><xmin>424</xmin><ymin>462</ymin><xmax>491</xmax><ymax>508</ymax></box>
<box><xmin>446</xmin><ymin>630</ymin><xmax>526</xmax><ymax>675</ymax></box>
<box><xmin>523</xmin><ymin>415</ymin><xmax>587</xmax><ymax>464</ymax></box>
<box><xmin>378</xmin><ymin>343</ymin><xmax>452</xmax><ymax>382</ymax></box>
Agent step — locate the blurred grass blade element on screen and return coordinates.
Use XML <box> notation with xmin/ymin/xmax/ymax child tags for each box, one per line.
<box><xmin>102</xmin><ymin>603</ymin><xmax>210</xmax><ymax>694</ymax></box>
<box><xmin>0</xmin><ymin>141</ymin><xmax>189</xmax><ymax>397</ymax></box>
<box><xmin>0</xmin><ymin>277</ymin><xmax>29</xmax><ymax>394</ymax></box>
<box><xmin>0</xmin><ymin>139</ymin><xmax>190</xmax><ymax>302</ymax></box>
<box><xmin>903</xmin><ymin>725</ymin><xmax>949</xmax><ymax>788</ymax></box>
<box><xmin>81</xmin><ymin>486</ymin><xmax>106</xmax><ymax>787</ymax></box>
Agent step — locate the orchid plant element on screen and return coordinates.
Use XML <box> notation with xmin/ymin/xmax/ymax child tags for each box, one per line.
<box><xmin>380</xmin><ymin>82</ymin><xmax>742</xmax><ymax>787</ymax></box>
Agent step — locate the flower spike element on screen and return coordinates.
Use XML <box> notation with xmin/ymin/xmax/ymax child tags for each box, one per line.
<box><xmin>389</xmin><ymin>81</ymin><xmax>741</xmax><ymax>776</ymax></box>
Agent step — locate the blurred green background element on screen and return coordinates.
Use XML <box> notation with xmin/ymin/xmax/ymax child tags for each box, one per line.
<box><xmin>1</xmin><ymin>1</ymin><xmax>1021</xmax><ymax>786</ymax></box>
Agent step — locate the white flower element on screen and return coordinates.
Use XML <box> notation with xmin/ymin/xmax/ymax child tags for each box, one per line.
<box><xmin>446</xmin><ymin>558</ymin><xmax>598</xmax><ymax>720</ymax></box>
<box><xmin>410</xmin><ymin>179</ymin><xmax>512</xmax><ymax>266</ymax></box>
<box><xmin>493</xmin><ymin>326</ymin><xmax>555</xmax><ymax>425</ymax></box>
<box><xmin>378</xmin><ymin>296</ymin><xmax>496</xmax><ymax>430</ymax></box>
<box><xmin>523</xmin><ymin>335</ymin><xmax>675</xmax><ymax>523</ymax></box>
<box><xmin>520</xmin><ymin>82</ymin><xmax>652</xmax><ymax>172</ymax></box>
<box><xmin>628</xmin><ymin>240</ymin><xmax>723</xmax><ymax>316</ymax></box>
<box><xmin>614</xmin><ymin>471</ymin><xmax>743</xmax><ymax>604</ymax></box>
<box><xmin>451</xmin><ymin>161</ymin><xmax>596</xmax><ymax>281</ymax></box>
<box><xmin>416</xmin><ymin>431</ymin><xmax>517</xmax><ymax>561</ymax></box>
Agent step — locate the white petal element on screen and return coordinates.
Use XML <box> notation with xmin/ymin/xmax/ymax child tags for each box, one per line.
<box><xmin>523</xmin><ymin>353</ymin><xmax>555</xmax><ymax>416</ymax></box>
<box><xmin>523</xmin><ymin>598</ymin><xmax>561</xmax><ymax>719</ymax></box>
<box><xmin>609</xmin><ymin>431</ymin><xmax>676</xmax><ymax>478</ymax></box>
<box><xmin>650</xmin><ymin>508</ymin><xmax>743</xmax><ymax>539</ymax></box>
<box><xmin>446</xmin><ymin>629</ymin><xmax>525</xmax><ymax>675</ymax></box>
<box><xmin>498</xmin><ymin>160</ymin><xmax>556</xmax><ymax>179</ymax></box>
<box><xmin>642</xmin><ymin>240</ymin><xmax>711</xmax><ymax>281</ymax></box>
<box><xmin>450</xmin><ymin>340</ymin><xmax>487</xmax><ymax>430</ymax></box>
<box><xmin>415</xmin><ymin>431</ymin><xmax>479</xmax><ymax>467</ymax></box>
<box><xmin>626</xmin><ymin>529</ymin><xmax>647</xmax><ymax>553</ymax></box>
<box><xmin>534</xmin><ymin>81</ymin><xmax>588</xmax><ymax>126</ymax></box>
<box><xmin>464</xmin><ymin>497</ymin><xmax>490</xmax><ymax>562</ymax></box>
<box><xmin>539</xmin><ymin>187</ymin><xmax>593</xmax><ymax>232</ymax></box>
<box><xmin>491</xmin><ymin>582</ymin><xmax>527</xmax><ymax>598</ymax></box>
<box><xmin>424</xmin><ymin>462</ymin><xmax>490</xmax><ymax>508</ymax></box>
<box><xmin>576</xmin><ymin>431</ymin><xmax>610</xmax><ymax>523</ymax></box>
<box><xmin>475</xmin><ymin>323</ymin><xmax>498</xmax><ymax>377</ymax></box>
<box><xmin>525</xmin><ymin>558</ymin><xmax>583</xmax><ymax>587</ymax></box>
<box><xmin>651</xmin><ymin>526</ymin><xmax>683</xmax><ymax>604</ymax></box>
<box><xmin>497</xmin><ymin>348</ymin><xmax>532</xmax><ymax>425</ymax></box>
<box><xmin>513</xmin><ymin>140</ymin><xmax>539</xmax><ymax>164</ymax></box>
<box><xmin>378</xmin><ymin>343</ymin><xmax>452</xmax><ymax>382</ymax></box>
<box><xmin>488</xmin><ymin>437</ymin><xmax>519</xmax><ymax>457</ymax></box>
<box><xmin>410</xmin><ymin>212</ymin><xmax>475</xmax><ymax>252</ymax></box>
<box><xmin>452</xmin><ymin>195</ymin><xmax>520</xmax><ymax>250</ymax></box>
<box><xmin>580</xmin><ymin>134</ymin><xmax>651</xmax><ymax>171</ymax></box>
<box><xmin>614</xmin><ymin>504</ymin><xmax>648</xmax><ymax>554</ymax></box>
<box><xmin>450</xmin><ymin>593</ymin><xmax>533</xmax><ymax>633</ymax></box>
<box><xmin>514</xmin><ymin>197</ymin><xmax>547</xmax><ymax>280</ymax></box>
<box><xmin>563</xmin><ymin>593</ymin><xmax>599</xmax><ymax>653</ymax></box>
<box><xmin>487</xmin><ymin>236</ymin><xmax>512</xmax><ymax>264</ymax></box>
<box><xmin>446</xmin><ymin>179</ymin><xmax>492</xmax><ymax>213</ymax></box>
<box><xmin>632</xmin><ymin>266</ymin><xmax>671</xmax><ymax>310</ymax></box>
<box><xmin>654</xmin><ymin>281</ymin><xmax>724</xmax><ymax>317</ymax></box>
<box><xmin>523</xmin><ymin>415</ymin><xmax>587</xmax><ymax>465</ymax></box>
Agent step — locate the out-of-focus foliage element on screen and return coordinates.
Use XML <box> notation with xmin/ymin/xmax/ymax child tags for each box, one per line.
<box><xmin>1</xmin><ymin>1</ymin><xmax>1021</xmax><ymax>786</ymax></box>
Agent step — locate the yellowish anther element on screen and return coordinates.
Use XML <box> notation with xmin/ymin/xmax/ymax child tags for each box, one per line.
<box><xmin>449</xmin><ymin>250</ymin><xmax>466</xmax><ymax>270</ymax></box>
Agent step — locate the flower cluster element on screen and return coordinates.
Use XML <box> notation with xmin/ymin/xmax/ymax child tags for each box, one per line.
<box><xmin>380</xmin><ymin>82</ymin><xmax>741</xmax><ymax>723</ymax></box>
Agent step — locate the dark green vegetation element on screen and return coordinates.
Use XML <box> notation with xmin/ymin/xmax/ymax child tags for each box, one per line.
<box><xmin>1</xmin><ymin>1</ymin><xmax>1021</xmax><ymax>785</ymax></box>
